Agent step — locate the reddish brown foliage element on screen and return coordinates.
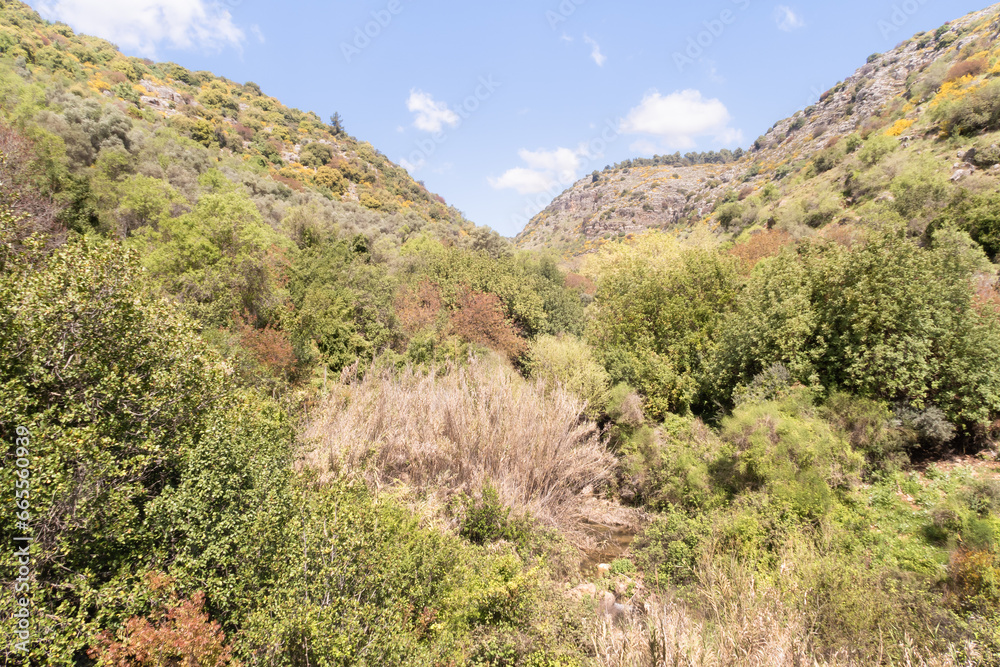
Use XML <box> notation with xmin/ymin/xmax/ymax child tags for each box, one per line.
<box><xmin>565</xmin><ymin>273</ymin><xmax>596</xmax><ymax>295</ymax></box>
<box><xmin>89</xmin><ymin>573</ymin><xmax>237</xmax><ymax>667</ymax></box>
<box><xmin>233</xmin><ymin>311</ymin><xmax>297</xmax><ymax>378</ymax></box>
<box><xmin>730</xmin><ymin>229</ymin><xmax>793</xmax><ymax>270</ymax></box>
<box><xmin>271</xmin><ymin>174</ymin><xmax>304</xmax><ymax>192</ymax></box>
<box><xmin>395</xmin><ymin>280</ymin><xmax>443</xmax><ymax>335</ymax></box>
<box><xmin>105</xmin><ymin>70</ymin><xmax>129</xmax><ymax>85</ymax></box>
<box><xmin>858</xmin><ymin>118</ymin><xmax>884</xmax><ymax>140</ymax></box>
<box><xmin>946</xmin><ymin>58</ymin><xmax>987</xmax><ymax>82</ymax></box>
<box><xmin>448</xmin><ymin>288</ymin><xmax>527</xmax><ymax>359</ymax></box>
<box><xmin>231</xmin><ymin>123</ymin><xmax>255</xmax><ymax>142</ymax></box>
<box><xmin>738</xmin><ymin>186</ymin><xmax>755</xmax><ymax>201</ymax></box>
<box><xmin>819</xmin><ymin>223</ymin><xmax>863</xmax><ymax>248</ymax></box>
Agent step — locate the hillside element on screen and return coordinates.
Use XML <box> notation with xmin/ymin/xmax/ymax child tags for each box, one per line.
<box><xmin>2</xmin><ymin>2</ymin><xmax>1000</xmax><ymax>666</ymax></box>
<box><xmin>0</xmin><ymin>0</ymin><xmax>496</xmax><ymax>247</ymax></box>
<box><xmin>517</xmin><ymin>3</ymin><xmax>1000</xmax><ymax>255</ymax></box>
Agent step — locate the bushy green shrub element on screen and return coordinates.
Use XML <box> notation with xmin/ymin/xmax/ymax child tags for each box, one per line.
<box><xmin>732</xmin><ymin>362</ymin><xmax>793</xmax><ymax>407</ymax></box>
<box><xmin>888</xmin><ymin>156</ymin><xmax>949</xmax><ymax>220</ymax></box>
<box><xmin>299</xmin><ymin>142</ymin><xmax>333</xmax><ymax>167</ymax></box>
<box><xmin>812</xmin><ymin>147</ymin><xmax>842</xmax><ymax>173</ymax></box>
<box><xmin>609</xmin><ymin>558</ymin><xmax>636</xmax><ymax>575</ymax></box>
<box><xmin>774</xmin><ymin>191</ymin><xmax>841</xmax><ymax>230</ymax></box>
<box><xmin>857</xmin><ymin>134</ymin><xmax>897</xmax><ymax>166</ymax></box>
<box><xmin>0</xmin><ymin>237</ymin><xmax>293</xmax><ymax>662</ymax></box>
<box><xmin>715</xmin><ymin>201</ymin><xmax>744</xmax><ymax>230</ymax></box>
<box><xmin>586</xmin><ymin>232</ymin><xmax>740</xmax><ymax>417</ymax></box>
<box><xmin>710</xmin><ymin>229</ymin><xmax>1000</xmax><ymax>428</ymax></box>
<box><xmin>458</xmin><ymin>484</ymin><xmax>532</xmax><ymax>546</ymax></box>
<box><xmin>624</xmin><ymin>418</ymin><xmax>724</xmax><ymax>511</ymax></box>
<box><xmin>821</xmin><ymin>392</ymin><xmax>909</xmax><ymax>471</ymax></box>
<box><xmin>243</xmin><ymin>479</ymin><xmax>556</xmax><ymax>665</ymax></box>
<box><xmin>716</xmin><ymin>390</ymin><xmax>864</xmax><ymax>518</ymax></box>
<box><xmin>634</xmin><ymin>508</ymin><xmax>711</xmax><ymax>586</ymax></box>
<box><xmin>935</xmin><ymin>189</ymin><xmax>1000</xmax><ymax>261</ymax></box>
<box><xmin>524</xmin><ymin>334</ymin><xmax>609</xmax><ymax>417</ymax></box>
<box><xmin>138</xmin><ymin>190</ymin><xmax>292</xmax><ymax>327</ymax></box>
<box><xmin>936</xmin><ymin>79</ymin><xmax>1000</xmax><ymax>136</ymax></box>
<box><xmin>895</xmin><ymin>404</ymin><xmax>957</xmax><ymax>446</ymax></box>
<box><xmin>966</xmin><ymin>143</ymin><xmax>1000</xmax><ymax>168</ymax></box>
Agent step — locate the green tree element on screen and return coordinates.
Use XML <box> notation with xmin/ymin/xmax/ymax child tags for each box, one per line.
<box><xmin>289</xmin><ymin>238</ymin><xmax>398</xmax><ymax>372</ymax></box>
<box><xmin>524</xmin><ymin>334</ymin><xmax>610</xmax><ymax>417</ymax></box>
<box><xmin>711</xmin><ymin>228</ymin><xmax>1000</xmax><ymax>428</ymax></box>
<box><xmin>137</xmin><ymin>191</ymin><xmax>291</xmax><ymax>326</ymax></box>
<box><xmin>329</xmin><ymin>112</ymin><xmax>346</xmax><ymax>136</ymax></box>
<box><xmin>936</xmin><ymin>189</ymin><xmax>1000</xmax><ymax>261</ymax></box>
<box><xmin>422</xmin><ymin>248</ymin><xmax>549</xmax><ymax>337</ymax></box>
<box><xmin>299</xmin><ymin>142</ymin><xmax>333</xmax><ymax>168</ymax></box>
<box><xmin>586</xmin><ymin>232</ymin><xmax>740</xmax><ymax>417</ymax></box>
<box><xmin>0</xmin><ymin>233</ymin><xmax>292</xmax><ymax>662</ymax></box>
<box><xmin>109</xmin><ymin>174</ymin><xmax>182</xmax><ymax>236</ymax></box>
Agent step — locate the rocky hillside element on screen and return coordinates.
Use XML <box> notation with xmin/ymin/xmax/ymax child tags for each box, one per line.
<box><xmin>516</xmin><ymin>3</ymin><xmax>1000</xmax><ymax>255</ymax></box>
<box><xmin>0</xmin><ymin>0</ymin><xmax>493</xmax><ymax>247</ymax></box>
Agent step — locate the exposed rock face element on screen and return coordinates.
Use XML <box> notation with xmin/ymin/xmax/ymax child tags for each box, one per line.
<box><xmin>515</xmin><ymin>4</ymin><xmax>1000</xmax><ymax>254</ymax></box>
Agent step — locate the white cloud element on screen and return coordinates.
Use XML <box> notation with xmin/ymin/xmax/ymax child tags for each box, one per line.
<box><xmin>490</xmin><ymin>146</ymin><xmax>589</xmax><ymax>195</ymax></box>
<box><xmin>36</xmin><ymin>0</ymin><xmax>244</xmax><ymax>56</ymax></box>
<box><xmin>406</xmin><ymin>90</ymin><xmax>460</xmax><ymax>133</ymax></box>
<box><xmin>621</xmin><ymin>89</ymin><xmax>741</xmax><ymax>149</ymax></box>
<box><xmin>520</xmin><ymin>147</ymin><xmax>584</xmax><ymax>182</ymax></box>
<box><xmin>490</xmin><ymin>168</ymin><xmax>556</xmax><ymax>195</ymax></box>
<box><xmin>773</xmin><ymin>5</ymin><xmax>805</xmax><ymax>32</ymax></box>
<box><xmin>583</xmin><ymin>34</ymin><xmax>606</xmax><ymax>67</ymax></box>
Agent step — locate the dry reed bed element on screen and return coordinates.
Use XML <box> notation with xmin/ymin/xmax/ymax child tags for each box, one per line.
<box><xmin>590</xmin><ymin>556</ymin><xmax>978</xmax><ymax>667</ymax></box>
<box><xmin>591</xmin><ymin>593</ymin><xmax>973</xmax><ymax>667</ymax></box>
<box><xmin>301</xmin><ymin>357</ymin><xmax>629</xmax><ymax>545</ymax></box>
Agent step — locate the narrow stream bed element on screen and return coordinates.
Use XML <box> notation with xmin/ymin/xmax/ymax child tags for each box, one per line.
<box><xmin>579</xmin><ymin>520</ymin><xmax>639</xmax><ymax>575</ymax></box>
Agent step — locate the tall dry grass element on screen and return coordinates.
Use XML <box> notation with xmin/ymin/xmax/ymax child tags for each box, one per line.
<box><xmin>591</xmin><ymin>604</ymin><xmax>971</xmax><ymax>667</ymax></box>
<box><xmin>589</xmin><ymin>555</ymin><xmax>978</xmax><ymax>667</ymax></box>
<box><xmin>301</xmin><ymin>356</ymin><xmax>626</xmax><ymax>544</ymax></box>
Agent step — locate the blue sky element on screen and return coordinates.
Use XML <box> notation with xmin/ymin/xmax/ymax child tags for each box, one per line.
<box><xmin>29</xmin><ymin>0</ymin><xmax>992</xmax><ymax>236</ymax></box>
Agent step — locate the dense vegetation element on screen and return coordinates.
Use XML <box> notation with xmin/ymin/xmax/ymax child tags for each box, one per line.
<box><xmin>602</xmin><ymin>148</ymin><xmax>746</xmax><ymax>173</ymax></box>
<box><xmin>2</xmin><ymin>2</ymin><xmax>1000</xmax><ymax>666</ymax></box>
